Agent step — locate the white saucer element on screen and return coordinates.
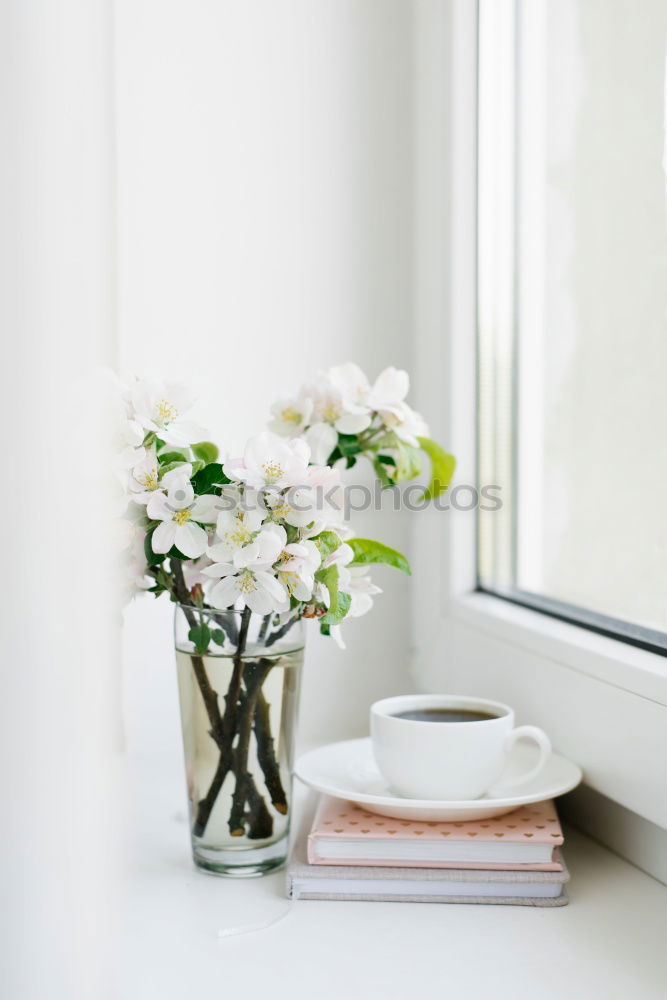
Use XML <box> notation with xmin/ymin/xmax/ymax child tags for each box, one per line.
<box><xmin>295</xmin><ymin>738</ymin><xmax>582</xmax><ymax>821</ymax></box>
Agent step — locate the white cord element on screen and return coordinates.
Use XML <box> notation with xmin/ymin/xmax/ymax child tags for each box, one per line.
<box><xmin>216</xmin><ymin>889</ymin><xmax>300</xmax><ymax>939</ymax></box>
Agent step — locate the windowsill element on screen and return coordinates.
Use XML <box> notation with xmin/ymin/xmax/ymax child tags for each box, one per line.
<box><xmin>117</xmin><ymin>781</ymin><xmax>667</xmax><ymax>999</ymax></box>
<box><xmin>450</xmin><ymin>591</ymin><xmax>667</xmax><ymax>706</ymax></box>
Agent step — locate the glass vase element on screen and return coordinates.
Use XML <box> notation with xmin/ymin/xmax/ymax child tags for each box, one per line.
<box><xmin>174</xmin><ymin>603</ymin><xmax>304</xmax><ymax>877</ymax></box>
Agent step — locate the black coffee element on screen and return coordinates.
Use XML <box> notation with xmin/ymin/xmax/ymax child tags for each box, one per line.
<box><xmin>393</xmin><ymin>708</ymin><xmax>497</xmax><ymax>723</ymax></box>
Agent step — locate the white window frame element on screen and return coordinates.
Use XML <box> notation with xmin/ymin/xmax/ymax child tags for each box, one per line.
<box><xmin>411</xmin><ymin>0</ymin><xmax>667</xmax><ymax>830</ymax></box>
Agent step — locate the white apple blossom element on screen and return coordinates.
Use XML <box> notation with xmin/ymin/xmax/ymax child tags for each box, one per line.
<box><xmin>129</xmin><ymin>448</ymin><xmax>159</xmax><ymax>496</ymax></box>
<box><xmin>131</xmin><ymin>378</ymin><xmax>206</xmax><ymax>447</ymax></box>
<box><xmin>203</xmin><ymin>564</ymin><xmax>289</xmax><ymax>615</ymax></box>
<box><xmin>117</xmin><ymin>521</ymin><xmax>154</xmax><ymax>598</ymax></box>
<box><xmin>310</xmin><ymin>365</ymin><xmax>371</xmax><ymax>433</ymax></box>
<box><xmin>182</xmin><ymin>554</ymin><xmax>214</xmax><ymax>591</ymax></box>
<box><xmin>268</xmin><ymin>395</ymin><xmax>313</xmax><ymax>437</ymax></box>
<box><xmin>327</xmin><ymin>362</ymin><xmax>371</xmax><ymax>411</ymax></box>
<box><xmin>208</xmin><ymin>506</ymin><xmax>266</xmax><ymax>563</ymax></box>
<box><xmin>264</xmin><ymin>480</ymin><xmax>342</xmax><ymax>530</ymax></box>
<box><xmin>276</xmin><ymin>539</ymin><xmax>320</xmax><ymax>601</ymax></box>
<box><xmin>223</xmin><ymin>431</ymin><xmax>310</xmax><ymax>490</ymax></box>
<box><xmin>323</xmin><ymin>540</ymin><xmax>355</xmax><ymax>571</ymax></box>
<box><xmin>346</xmin><ymin>567</ymin><xmax>382</xmax><ymax>617</ymax></box>
<box><xmin>232</xmin><ymin>522</ymin><xmax>286</xmax><ymax>570</ymax></box>
<box><xmin>147</xmin><ymin>478</ymin><xmax>218</xmax><ymax>558</ymax></box>
<box><xmin>264</xmin><ymin>463</ymin><xmax>344</xmax><ymax>531</ymax></box>
<box><xmin>368</xmin><ymin>366</ymin><xmax>429</xmax><ymax>446</ymax></box>
<box><xmin>130</xmin><ymin>453</ymin><xmax>194</xmax><ymax>504</ymax></box>
<box><xmin>304</xmin><ymin>422</ymin><xmax>338</xmax><ymax>465</ymax></box>
<box><xmin>116</xmin><ymin>418</ymin><xmax>146</xmax><ymax>469</ymax></box>
<box><xmin>383</xmin><ymin>402</ymin><xmax>428</xmax><ymax>446</ymax></box>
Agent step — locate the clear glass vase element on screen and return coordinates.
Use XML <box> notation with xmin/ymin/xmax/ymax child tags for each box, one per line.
<box><xmin>174</xmin><ymin>604</ymin><xmax>304</xmax><ymax>877</ymax></box>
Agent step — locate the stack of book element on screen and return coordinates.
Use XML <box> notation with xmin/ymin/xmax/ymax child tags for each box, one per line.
<box><xmin>287</xmin><ymin>796</ymin><xmax>569</xmax><ymax>905</ymax></box>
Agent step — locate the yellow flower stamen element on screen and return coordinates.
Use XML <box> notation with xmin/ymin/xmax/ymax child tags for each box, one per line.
<box><xmin>270</xmin><ymin>500</ymin><xmax>291</xmax><ymax>520</ymax></box>
<box><xmin>238</xmin><ymin>572</ymin><xmax>257</xmax><ymax>595</ymax></box>
<box><xmin>280</xmin><ymin>571</ymin><xmax>299</xmax><ymax>596</ymax></box>
<box><xmin>322</xmin><ymin>403</ymin><xmax>341</xmax><ymax>423</ymax></box>
<box><xmin>141</xmin><ymin>471</ymin><xmax>159</xmax><ymax>490</ymax></box>
<box><xmin>262</xmin><ymin>461</ymin><xmax>284</xmax><ymax>483</ymax></box>
<box><xmin>155</xmin><ymin>399</ymin><xmax>179</xmax><ymax>423</ymax></box>
<box><xmin>281</xmin><ymin>407</ymin><xmax>301</xmax><ymax>425</ymax></box>
<box><xmin>225</xmin><ymin>526</ymin><xmax>252</xmax><ymax>546</ymax></box>
<box><xmin>173</xmin><ymin>508</ymin><xmax>192</xmax><ymax>525</ymax></box>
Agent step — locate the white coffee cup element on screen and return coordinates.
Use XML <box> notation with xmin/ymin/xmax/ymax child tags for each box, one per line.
<box><xmin>370</xmin><ymin>694</ymin><xmax>551</xmax><ymax>800</ymax></box>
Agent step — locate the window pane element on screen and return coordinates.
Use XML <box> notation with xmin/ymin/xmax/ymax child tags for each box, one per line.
<box><xmin>478</xmin><ymin>0</ymin><xmax>667</xmax><ymax>637</ymax></box>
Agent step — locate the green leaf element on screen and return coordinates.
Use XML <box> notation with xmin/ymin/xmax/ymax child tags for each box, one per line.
<box><xmin>376</xmin><ymin>454</ymin><xmax>396</xmax><ymax>467</ymax></box>
<box><xmin>167</xmin><ymin>545</ymin><xmax>190</xmax><ymax>561</ymax></box>
<box><xmin>211</xmin><ymin>628</ymin><xmax>226</xmax><ymax>647</ymax></box>
<box><xmin>144</xmin><ymin>529</ymin><xmax>166</xmax><ymax>565</ymax></box>
<box><xmin>337</xmin><ymin>433</ymin><xmax>362</xmax><ymax>458</ymax></box>
<box><xmin>158</xmin><ymin>450</ymin><xmax>191</xmax><ymax>465</ymax></box>
<box><xmin>319</xmin><ymin>622</ymin><xmax>331</xmax><ymax>637</ymax></box>
<box><xmin>284</xmin><ymin>523</ymin><xmax>300</xmax><ymax>544</ymax></box>
<box><xmin>394</xmin><ymin>441</ymin><xmax>422</xmax><ymax>483</ymax></box>
<box><xmin>158</xmin><ymin>460</ymin><xmax>191</xmax><ymax>477</ymax></box>
<box><xmin>315</xmin><ymin>564</ymin><xmax>340</xmax><ymax>614</ymax></box>
<box><xmin>313</xmin><ymin>531</ymin><xmax>342</xmax><ymax>560</ymax></box>
<box><xmin>192</xmin><ymin>441</ymin><xmax>219</xmax><ymax>464</ymax></box>
<box><xmin>321</xmin><ymin>591</ymin><xmax>352</xmax><ymax>625</ymax></box>
<box><xmin>373</xmin><ymin>456</ymin><xmax>395</xmax><ymax>488</ymax></box>
<box><xmin>348</xmin><ymin>538</ymin><xmax>411</xmax><ymax>575</ymax></box>
<box><xmin>191</xmin><ymin>462</ymin><xmax>231</xmax><ymax>495</ymax></box>
<box><xmin>417</xmin><ymin>436</ymin><xmax>456</xmax><ymax>501</ymax></box>
<box><xmin>188</xmin><ymin>624</ymin><xmax>211</xmax><ymax>654</ymax></box>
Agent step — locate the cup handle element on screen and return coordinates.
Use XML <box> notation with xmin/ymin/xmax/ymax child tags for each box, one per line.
<box><xmin>494</xmin><ymin>725</ymin><xmax>552</xmax><ymax>791</ymax></box>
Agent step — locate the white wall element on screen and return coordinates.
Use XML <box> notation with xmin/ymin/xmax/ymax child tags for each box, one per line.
<box><xmin>116</xmin><ymin>0</ymin><xmax>417</xmax><ymax>791</ymax></box>
<box><xmin>0</xmin><ymin>3</ymin><xmax>120</xmax><ymax>998</ymax></box>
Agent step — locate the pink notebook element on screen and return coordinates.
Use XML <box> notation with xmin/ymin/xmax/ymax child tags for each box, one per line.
<box><xmin>307</xmin><ymin>797</ymin><xmax>564</xmax><ymax>870</ymax></box>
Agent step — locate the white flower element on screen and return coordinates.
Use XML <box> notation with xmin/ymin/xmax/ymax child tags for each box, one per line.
<box><xmin>232</xmin><ymin>522</ymin><xmax>286</xmax><ymax>570</ymax></box>
<box><xmin>203</xmin><ymin>564</ymin><xmax>289</xmax><ymax>615</ymax></box>
<box><xmin>262</xmin><ymin>464</ymin><xmax>344</xmax><ymax>530</ymax></box>
<box><xmin>382</xmin><ymin>401</ymin><xmax>428</xmax><ymax>447</ymax></box>
<box><xmin>368</xmin><ymin>366</ymin><xmax>410</xmax><ymax>413</ymax></box>
<box><xmin>129</xmin><ymin>448</ymin><xmax>159</xmax><ymax>496</ymax></box>
<box><xmin>306</xmin><ymin>367</ymin><xmax>372</xmax><ymax>435</ymax></box>
<box><xmin>268</xmin><ymin>395</ymin><xmax>313</xmax><ymax>437</ymax></box>
<box><xmin>277</xmin><ymin>539</ymin><xmax>320</xmax><ymax>601</ymax></box>
<box><xmin>223</xmin><ymin>431</ymin><xmax>310</xmax><ymax>490</ymax></box>
<box><xmin>321</xmin><ymin>543</ymin><xmax>380</xmax><ymax>616</ymax></box>
<box><xmin>368</xmin><ymin>367</ymin><xmax>429</xmax><ymax>446</ymax></box>
<box><xmin>130</xmin><ymin>452</ymin><xmax>193</xmax><ymax>504</ymax></box>
<box><xmin>118</xmin><ymin>523</ymin><xmax>154</xmax><ymax>599</ymax></box>
<box><xmin>330</xmin><ymin>625</ymin><xmax>346</xmax><ymax>650</ymax></box>
<box><xmin>116</xmin><ymin>419</ymin><xmax>146</xmax><ymax>469</ymax></box>
<box><xmin>327</xmin><ymin>362</ymin><xmax>371</xmax><ymax>411</ymax></box>
<box><xmin>304</xmin><ymin>423</ymin><xmax>338</xmax><ymax>465</ymax></box>
<box><xmin>131</xmin><ymin>378</ymin><xmax>206</xmax><ymax>447</ymax></box>
<box><xmin>323</xmin><ymin>541</ymin><xmax>355</xmax><ymax>571</ymax></box>
<box><xmin>146</xmin><ymin>478</ymin><xmax>218</xmax><ymax>558</ymax></box>
<box><xmin>208</xmin><ymin>506</ymin><xmax>266</xmax><ymax>563</ymax></box>
<box><xmin>346</xmin><ymin>567</ymin><xmax>382</xmax><ymax>617</ymax></box>
<box><xmin>182</xmin><ymin>554</ymin><xmax>213</xmax><ymax>591</ymax></box>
